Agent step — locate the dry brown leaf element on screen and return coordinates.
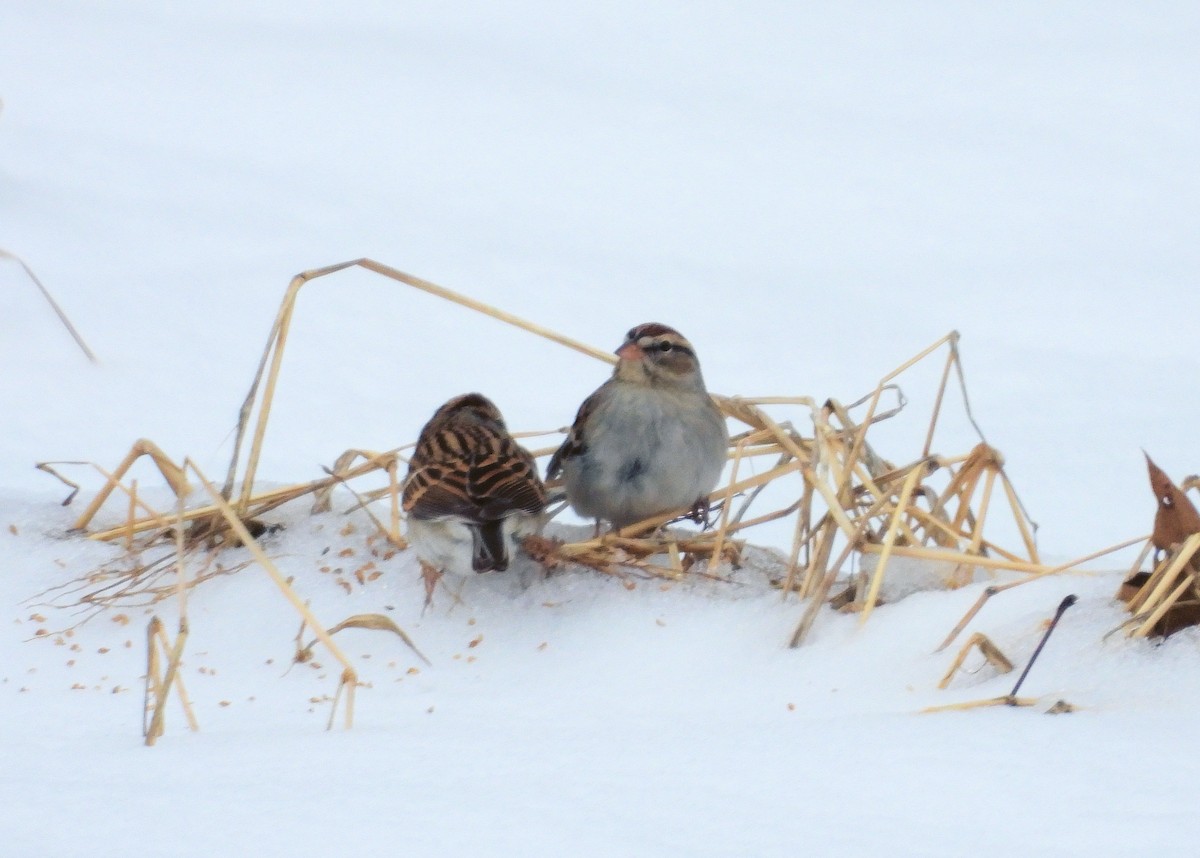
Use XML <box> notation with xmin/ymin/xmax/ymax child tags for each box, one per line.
<box><xmin>1146</xmin><ymin>453</ymin><xmax>1200</xmax><ymax>553</ymax></box>
<box><xmin>468</xmin><ymin>634</ymin><xmax>483</xmax><ymax>648</ymax></box>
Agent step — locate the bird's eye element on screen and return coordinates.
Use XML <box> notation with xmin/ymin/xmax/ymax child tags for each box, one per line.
<box><xmin>658</xmin><ymin>342</ymin><xmax>673</xmax><ymax>352</ymax></box>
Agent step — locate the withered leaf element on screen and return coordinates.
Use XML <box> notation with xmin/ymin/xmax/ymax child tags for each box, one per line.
<box><xmin>1146</xmin><ymin>453</ymin><xmax>1200</xmax><ymax>552</ymax></box>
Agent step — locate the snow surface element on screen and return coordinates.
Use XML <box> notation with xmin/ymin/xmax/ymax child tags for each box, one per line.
<box><xmin>3</xmin><ymin>3</ymin><xmax>1200</xmax><ymax>855</ymax></box>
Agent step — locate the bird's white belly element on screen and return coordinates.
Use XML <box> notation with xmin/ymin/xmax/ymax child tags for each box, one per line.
<box><xmin>406</xmin><ymin>514</ymin><xmax>539</xmax><ymax>577</ymax></box>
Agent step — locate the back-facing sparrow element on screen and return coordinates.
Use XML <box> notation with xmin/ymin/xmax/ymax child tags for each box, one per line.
<box><xmin>404</xmin><ymin>393</ymin><xmax>547</xmax><ymax>603</ymax></box>
<box><xmin>547</xmin><ymin>323</ymin><xmax>728</xmax><ymax>530</ymax></box>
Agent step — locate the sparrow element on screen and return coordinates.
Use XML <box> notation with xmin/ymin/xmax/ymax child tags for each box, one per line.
<box><xmin>547</xmin><ymin>323</ymin><xmax>728</xmax><ymax>530</ymax></box>
<box><xmin>403</xmin><ymin>393</ymin><xmax>547</xmax><ymax>605</ymax></box>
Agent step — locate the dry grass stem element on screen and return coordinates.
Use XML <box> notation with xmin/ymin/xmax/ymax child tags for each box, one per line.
<box><xmin>937</xmin><ymin>633</ymin><xmax>1014</xmax><ymax>690</ymax></box>
<box><xmin>1</xmin><ymin>247</ymin><xmax>98</xmax><ymax>363</ymax></box>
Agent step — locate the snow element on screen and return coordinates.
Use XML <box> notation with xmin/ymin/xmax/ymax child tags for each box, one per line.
<box><xmin>3</xmin><ymin>3</ymin><xmax>1200</xmax><ymax>855</ymax></box>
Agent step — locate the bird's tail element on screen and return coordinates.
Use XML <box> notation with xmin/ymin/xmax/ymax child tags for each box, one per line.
<box><xmin>471</xmin><ymin>520</ymin><xmax>509</xmax><ymax>573</ymax></box>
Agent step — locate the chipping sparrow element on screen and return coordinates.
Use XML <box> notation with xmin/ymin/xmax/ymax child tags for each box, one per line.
<box><xmin>404</xmin><ymin>393</ymin><xmax>546</xmax><ymax>603</ymax></box>
<box><xmin>547</xmin><ymin>323</ymin><xmax>728</xmax><ymax>530</ymax></box>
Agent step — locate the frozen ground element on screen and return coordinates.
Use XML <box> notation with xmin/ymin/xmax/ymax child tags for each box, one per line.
<box><xmin>3</xmin><ymin>3</ymin><xmax>1199</xmax><ymax>855</ymax></box>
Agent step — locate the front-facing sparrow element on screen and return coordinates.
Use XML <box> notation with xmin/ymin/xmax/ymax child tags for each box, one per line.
<box><xmin>547</xmin><ymin>323</ymin><xmax>728</xmax><ymax>530</ymax></box>
<box><xmin>404</xmin><ymin>393</ymin><xmax>547</xmax><ymax>604</ymax></box>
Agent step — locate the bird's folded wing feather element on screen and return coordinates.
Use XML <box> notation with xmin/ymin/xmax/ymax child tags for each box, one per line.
<box><xmin>405</xmin><ymin>434</ymin><xmax>545</xmax><ymax>521</ymax></box>
<box><xmin>546</xmin><ymin>386</ymin><xmax>605</xmax><ymax>480</ymax></box>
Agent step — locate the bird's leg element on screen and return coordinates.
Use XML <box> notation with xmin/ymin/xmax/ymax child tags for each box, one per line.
<box><xmin>592</xmin><ymin>519</ymin><xmax>602</xmax><ymax>538</ymax></box>
<box><xmin>688</xmin><ymin>495</ymin><xmax>712</xmax><ymax>528</ymax></box>
<box><xmin>419</xmin><ymin>560</ymin><xmax>442</xmax><ymax>615</ymax></box>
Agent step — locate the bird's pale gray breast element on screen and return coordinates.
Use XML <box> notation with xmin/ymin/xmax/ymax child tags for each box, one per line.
<box><xmin>563</xmin><ymin>382</ymin><xmax>727</xmax><ymax>525</ymax></box>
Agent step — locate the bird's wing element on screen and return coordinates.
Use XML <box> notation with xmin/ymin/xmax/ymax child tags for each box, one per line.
<box><xmin>469</xmin><ymin>436</ymin><xmax>546</xmax><ymax>519</ymax></box>
<box><xmin>402</xmin><ymin>458</ymin><xmax>480</xmax><ymax>521</ymax></box>
<box><xmin>405</xmin><ymin>430</ymin><xmax>545</xmax><ymax>521</ymax></box>
<box><xmin>546</xmin><ymin>384</ymin><xmax>607</xmax><ymax>480</ymax></box>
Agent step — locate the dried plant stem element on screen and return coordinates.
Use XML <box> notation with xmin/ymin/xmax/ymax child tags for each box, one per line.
<box><xmin>1001</xmin><ymin>472</ymin><xmax>1040</xmax><ymax>564</ymax></box>
<box><xmin>154</xmin><ymin>622</ymin><xmax>198</xmax><ymax>732</ymax></box>
<box><xmin>937</xmin><ymin>633</ymin><xmax>1013</xmax><ymax>690</ymax></box>
<box><xmin>0</xmin><ymin>248</ymin><xmax>98</xmax><ymax>363</ymax></box>
<box><xmin>709</xmin><ymin>437</ymin><xmax>748</xmax><ymax>568</ymax></box>
<box><xmin>1008</xmin><ymin>595</ymin><xmax>1076</xmax><ymax>698</ymax></box>
<box><xmin>144</xmin><ymin>616</ymin><xmax>189</xmax><ymax>746</ymax></box>
<box><xmin>922</xmin><ymin>346</ymin><xmax>957</xmax><ymax>457</ymax></box>
<box><xmin>840</xmin><ymin>333</ymin><xmax>958</xmax><ymax>504</ymax></box>
<box><xmin>1131</xmin><ymin>573</ymin><xmax>1195</xmax><ymax>638</ymax></box>
<box><xmin>921</xmin><ymin>696</ymin><xmax>1038</xmax><ymax>714</ymax></box>
<box><xmin>859</xmin><ymin>462</ymin><xmax>929</xmax><ymax>625</ymax></box>
<box><xmin>72</xmin><ymin>440</ymin><xmax>188</xmax><ymax>533</ymax></box>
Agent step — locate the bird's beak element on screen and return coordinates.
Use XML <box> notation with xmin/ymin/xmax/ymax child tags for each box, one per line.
<box><xmin>615</xmin><ymin>342</ymin><xmax>644</xmax><ymax>361</ymax></box>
